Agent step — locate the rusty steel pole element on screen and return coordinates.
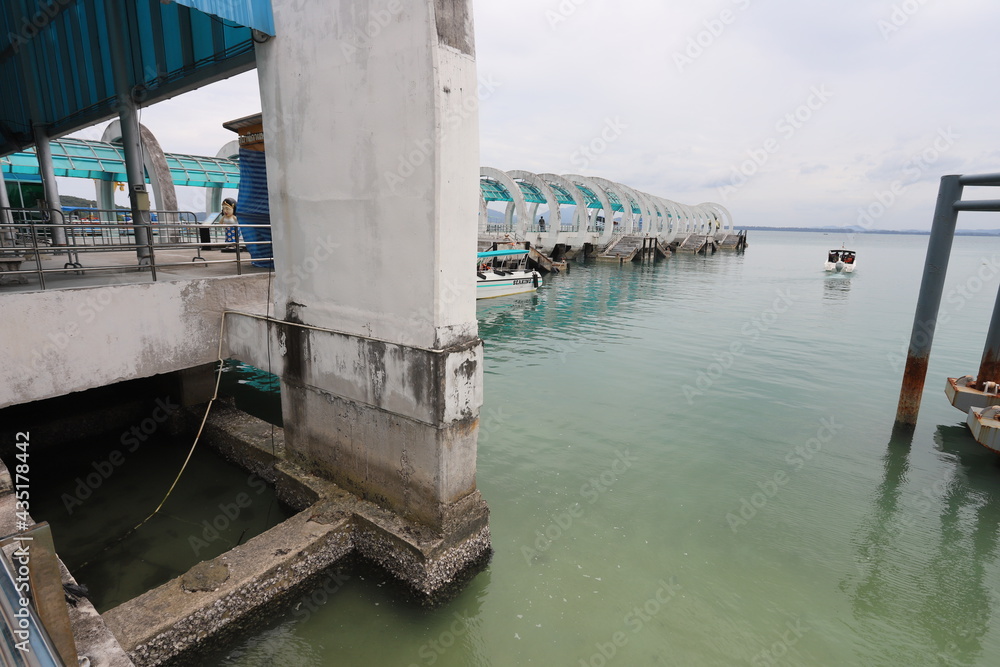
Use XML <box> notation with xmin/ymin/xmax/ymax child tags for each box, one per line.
<box><xmin>895</xmin><ymin>175</ymin><xmax>964</xmax><ymax>426</ymax></box>
<box><xmin>976</xmin><ymin>277</ymin><xmax>1000</xmax><ymax>390</ymax></box>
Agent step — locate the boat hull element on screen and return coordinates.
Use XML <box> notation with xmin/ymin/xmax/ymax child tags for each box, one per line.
<box><xmin>824</xmin><ymin>261</ymin><xmax>855</xmax><ymax>273</ymax></box>
<box><xmin>476</xmin><ymin>270</ymin><xmax>542</xmax><ymax>299</ymax></box>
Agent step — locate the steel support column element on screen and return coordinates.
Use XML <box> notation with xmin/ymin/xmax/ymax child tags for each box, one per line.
<box><xmin>106</xmin><ymin>0</ymin><xmax>152</xmax><ymax>260</ymax></box>
<box><xmin>976</xmin><ymin>285</ymin><xmax>1000</xmax><ymax>390</ymax></box>
<box><xmin>32</xmin><ymin>126</ymin><xmax>67</xmax><ymax>246</ymax></box>
<box><xmin>0</xmin><ymin>168</ymin><xmax>13</xmax><ymax>244</ymax></box>
<box><xmin>895</xmin><ymin>175</ymin><xmax>964</xmax><ymax>425</ymax></box>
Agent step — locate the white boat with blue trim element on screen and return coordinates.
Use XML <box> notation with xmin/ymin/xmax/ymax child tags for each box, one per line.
<box><xmin>476</xmin><ymin>249</ymin><xmax>542</xmax><ymax>299</ymax></box>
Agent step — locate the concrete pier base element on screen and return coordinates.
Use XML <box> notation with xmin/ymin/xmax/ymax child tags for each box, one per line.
<box><xmin>101</xmin><ymin>402</ymin><xmax>490</xmax><ymax>666</ymax></box>
<box><xmin>966</xmin><ymin>406</ymin><xmax>1000</xmax><ymax>454</ymax></box>
<box><xmin>946</xmin><ymin>375</ymin><xmax>1000</xmax><ymax>413</ymax></box>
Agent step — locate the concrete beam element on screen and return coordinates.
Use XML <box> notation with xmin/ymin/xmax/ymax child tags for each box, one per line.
<box><xmin>0</xmin><ymin>275</ymin><xmax>270</xmax><ymax>410</ymax></box>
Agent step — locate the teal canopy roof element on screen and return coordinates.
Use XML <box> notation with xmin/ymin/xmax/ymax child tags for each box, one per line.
<box><xmin>482</xmin><ymin>177</ymin><xmax>633</xmax><ymax>210</ymax></box>
<box><xmin>1</xmin><ymin>137</ymin><xmax>239</xmax><ymax>188</ymax></box>
<box><xmin>574</xmin><ymin>185</ymin><xmax>603</xmax><ymax>210</ymax></box>
<box><xmin>0</xmin><ymin>0</ymin><xmax>262</xmax><ymax>157</ymax></box>
<box><xmin>546</xmin><ymin>183</ymin><xmax>577</xmax><ymax>205</ymax></box>
<box><xmin>514</xmin><ymin>181</ymin><xmax>547</xmax><ymax>205</ymax></box>
<box><xmin>480</xmin><ymin>178</ymin><xmax>512</xmax><ymax>203</ymax></box>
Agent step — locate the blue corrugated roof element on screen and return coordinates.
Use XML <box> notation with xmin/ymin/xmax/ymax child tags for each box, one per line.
<box><xmin>173</xmin><ymin>0</ymin><xmax>274</xmax><ymax>35</ymax></box>
<box><xmin>0</xmin><ymin>0</ymin><xmax>260</xmax><ymax>157</ymax></box>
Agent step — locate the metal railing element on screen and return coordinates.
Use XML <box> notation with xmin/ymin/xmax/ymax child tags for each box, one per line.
<box><xmin>1</xmin><ymin>207</ymin><xmax>273</xmax><ymax>290</ymax></box>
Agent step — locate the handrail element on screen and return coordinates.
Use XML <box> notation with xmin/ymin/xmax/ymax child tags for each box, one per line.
<box><xmin>0</xmin><ymin>206</ymin><xmax>274</xmax><ymax>290</ymax></box>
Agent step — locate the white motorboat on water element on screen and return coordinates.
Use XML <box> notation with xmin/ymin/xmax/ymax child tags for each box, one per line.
<box><xmin>825</xmin><ymin>248</ymin><xmax>856</xmax><ymax>273</ymax></box>
<box><xmin>476</xmin><ymin>249</ymin><xmax>542</xmax><ymax>299</ymax></box>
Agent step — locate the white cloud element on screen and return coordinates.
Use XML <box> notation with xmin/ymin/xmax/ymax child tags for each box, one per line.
<box><xmin>60</xmin><ymin>0</ymin><xmax>1000</xmax><ymax>229</ymax></box>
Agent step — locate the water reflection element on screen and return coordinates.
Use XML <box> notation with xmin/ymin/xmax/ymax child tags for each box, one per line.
<box><xmin>842</xmin><ymin>424</ymin><xmax>1000</xmax><ymax>664</ymax></box>
<box><xmin>823</xmin><ymin>275</ymin><xmax>852</xmax><ymax>300</ymax></box>
<box><xmin>477</xmin><ymin>260</ymin><xmax>677</xmax><ymax>353</ymax></box>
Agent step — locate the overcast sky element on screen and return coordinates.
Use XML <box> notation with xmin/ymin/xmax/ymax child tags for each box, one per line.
<box><xmin>65</xmin><ymin>0</ymin><xmax>1000</xmax><ymax>230</ymax></box>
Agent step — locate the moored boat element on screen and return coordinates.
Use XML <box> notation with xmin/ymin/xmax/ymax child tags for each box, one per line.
<box><xmin>476</xmin><ymin>249</ymin><xmax>542</xmax><ymax>299</ymax></box>
<box><xmin>825</xmin><ymin>248</ymin><xmax>856</xmax><ymax>273</ymax></box>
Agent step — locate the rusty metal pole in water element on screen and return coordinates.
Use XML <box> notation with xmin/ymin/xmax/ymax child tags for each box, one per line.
<box><xmin>894</xmin><ymin>175</ymin><xmax>964</xmax><ymax>426</ymax></box>
<box><xmin>976</xmin><ymin>285</ymin><xmax>1000</xmax><ymax>390</ymax></box>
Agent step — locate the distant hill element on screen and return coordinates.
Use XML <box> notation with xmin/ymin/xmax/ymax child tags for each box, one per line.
<box><xmin>61</xmin><ymin>195</ymin><xmax>97</xmax><ymax>208</ymax></box>
<box><xmin>739</xmin><ymin>226</ymin><xmax>1000</xmax><ymax>237</ymax></box>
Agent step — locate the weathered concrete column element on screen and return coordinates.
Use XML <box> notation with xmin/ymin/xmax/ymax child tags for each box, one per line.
<box><xmin>255</xmin><ymin>1</ymin><xmax>485</xmax><ymax>540</ymax></box>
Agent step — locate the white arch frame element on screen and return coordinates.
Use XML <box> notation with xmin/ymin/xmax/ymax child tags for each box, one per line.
<box><xmin>476</xmin><ymin>167</ymin><xmax>732</xmax><ymax>249</ymax></box>
<box><xmin>564</xmin><ymin>174</ymin><xmax>617</xmax><ymax>245</ymax></box>
<box><xmin>704</xmin><ymin>203</ymin><xmax>733</xmax><ymax>232</ymax></box>
<box><xmin>207</xmin><ymin>139</ymin><xmax>240</xmax><ymax>215</ymax></box>
<box><xmin>99</xmin><ymin>121</ymin><xmax>177</xmax><ymax>215</ymax></box>
<box><xmin>539</xmin><ymin>172</ymin><xmax>589</xmax><ymax>232</ymax></box>
<box><xmin>509</xmin><ymin>170</ymin><xmax>561</xmax><ymax>243</ymax></box>
<box><xmin>481</xmin><ymin>167</ymin><xmax>529</xmax><ymax>237</ymax></box>
<box><xmin>590</xmin><ymin>177</ymin><xmax>635</xmax><ymax>235</ymax></box>
<box><xmin>614</xmin><ymin>182</ymin><xmax>657</xmax><ymax>236</ymax></box>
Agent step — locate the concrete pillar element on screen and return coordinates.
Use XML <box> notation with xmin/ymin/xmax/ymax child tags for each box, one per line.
<box><xmin>32</xmin><ymin>127</ymin><xmax>67</xmax><ymax>246</ymax></box>
<box><xmin>255</xmin><ymin>1</ymin><xmax>485</xmax><ymax>536</ymax></box>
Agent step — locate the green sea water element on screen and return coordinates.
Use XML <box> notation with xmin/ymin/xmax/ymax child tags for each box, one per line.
<box><xmin>205</xmin><ymin>230</ymin><xmax>1000</xmax><ymax>666</ymax></box>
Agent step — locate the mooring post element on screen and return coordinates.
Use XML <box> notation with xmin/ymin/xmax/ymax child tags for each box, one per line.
<box><xmin>895</xmin><ymin>175</ymin><xmax>964</xmax><ymax>426</ymax></box>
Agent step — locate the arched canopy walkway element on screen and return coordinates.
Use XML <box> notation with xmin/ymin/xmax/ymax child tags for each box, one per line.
<box><xmin>479</xmin><ymin>168</ymin><xmax>732</xmax><ymax>244</ymax></box>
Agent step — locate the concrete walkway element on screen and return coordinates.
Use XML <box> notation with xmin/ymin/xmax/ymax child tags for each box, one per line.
<box><xmin>0</xmin><ymin>245</ymin><xmax>272</xmax><ymax>293</ymax></box>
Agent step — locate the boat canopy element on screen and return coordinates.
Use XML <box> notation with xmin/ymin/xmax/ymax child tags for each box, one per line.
<box><xmin>477</xmin><ymin>249</ymin><xmax>530</xmax><ymax>258</ymax></box>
